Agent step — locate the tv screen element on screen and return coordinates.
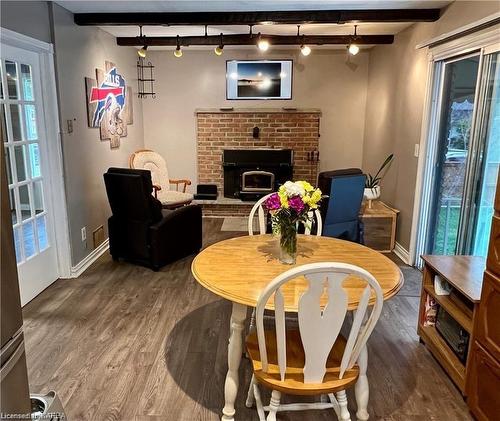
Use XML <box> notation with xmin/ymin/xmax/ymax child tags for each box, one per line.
<box><xmin>226</xmin><ymin>60</ymin><xmax>293</xmax><ymax>100</ymax></box>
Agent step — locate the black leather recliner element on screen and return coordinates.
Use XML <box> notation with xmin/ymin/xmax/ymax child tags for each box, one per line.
<box><xmin>103</xmin><ymin>167</ymin><xmax>202</xmax><ymax>271</ymax></box>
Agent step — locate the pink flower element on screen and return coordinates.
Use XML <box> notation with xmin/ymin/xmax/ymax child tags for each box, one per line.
<box><xmin>265</xmin><ymin>193</ymin><xmax>281</xmax><ymax>211</ymax></box>
<box><xmin>288</xmin><ymin>195</ymin><xmax>305</xmax><ymax>213</ymax></box>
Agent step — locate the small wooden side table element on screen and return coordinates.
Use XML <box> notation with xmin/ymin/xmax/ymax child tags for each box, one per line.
<box><xmin>360</xmin><ymin>200</ymin><xmax>399</xmax><ymax>252</ymax></box>
<box><xmin>418</xmin><ymin>255</ymin><xmax>485</xmax><ymax>395</ymax></box>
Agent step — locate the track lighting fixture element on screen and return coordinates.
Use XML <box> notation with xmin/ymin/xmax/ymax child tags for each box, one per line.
<box><xmin>137</xmin><ymin>26</ymin><xmax>148</xmax><ymax>58</ymax></box>
<box><xmin>138</xmin><ymin>45</ymin><xmax>148</xmax><ymax>58</ymax></box>
<box><xmin>214</xmin><ymin>33</ymin><xmax>224</xmax><ymax>56</ymax></box>
<box><xmin>297</xmin><ymin>26</ymin><xmax>311</xmax><ymax>56</ymax></box>
<box><xmin>174</xmin><ymin>35</ymin><xmax>183</xmax><ymax>57</ymax></box>
<box><xmin>348</xmin><ymin>25</ymin><xmax>360</xmax><ymax>56</ymax></box>
<box><xmin>257</xmin><ymin>33</ymin><xmax>270</xmax><ymax>51</ymax></box>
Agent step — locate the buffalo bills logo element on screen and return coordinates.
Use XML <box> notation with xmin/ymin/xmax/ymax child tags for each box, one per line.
<box><xmin>89</xmin><ymin>67</ymin><xmax>126</xmax><ymax>127</ymax></box>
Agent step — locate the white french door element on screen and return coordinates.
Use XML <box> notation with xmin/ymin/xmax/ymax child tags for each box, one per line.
<box><xmin>1</xmin><ymin>44</ymin><xmax>59</xmax><ymax>305</ymax></box>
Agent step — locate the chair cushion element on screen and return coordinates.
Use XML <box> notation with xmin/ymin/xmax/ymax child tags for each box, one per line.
<box><xmin>157</xmin><ymin>189</ymin><xmax>194</xmax><ymax>206</ymax></box>
<box><xmin>131</xmin><ymin>150</ymin><xmax>170</xmax><ymax>191</ymax></box>
<box><xmin>246</xmin><ymin>328</ymin><xmax>359</xmax><ymax>395</ymax></box>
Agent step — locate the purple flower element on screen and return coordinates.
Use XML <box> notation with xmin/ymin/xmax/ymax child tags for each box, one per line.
<box><xmin>265</xmin><ymin>193</ymin><xmax>281</xmax><ymax>211</ymax></box>
<box><xmin>288</xmin><ymin>195</ymin><xmax>305</xmax><ymax>213</ymax></box>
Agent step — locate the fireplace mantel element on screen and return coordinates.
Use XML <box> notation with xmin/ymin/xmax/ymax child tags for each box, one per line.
<box><xmin>196</xmin><ymin>108</ymin><xmax>321</xmax><ymax>115</ymax></box>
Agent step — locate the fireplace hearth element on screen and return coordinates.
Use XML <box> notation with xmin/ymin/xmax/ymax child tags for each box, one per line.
<box><xmin>223</xmin><ymin>149</ymin><xmax>293</xmax><ymax>200</ymax></box>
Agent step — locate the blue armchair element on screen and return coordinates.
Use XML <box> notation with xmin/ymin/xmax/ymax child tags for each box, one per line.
<box><xmin>318</xmin><ymin>169</ymin><xmax>366</xmax><ymax>243</ymax></box>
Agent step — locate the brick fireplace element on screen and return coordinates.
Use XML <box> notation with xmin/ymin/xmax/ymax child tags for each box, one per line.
<box><xmin>196</xmin><ymin>108</ymin><xmax>321</xmax><ymax>216</ymax></box>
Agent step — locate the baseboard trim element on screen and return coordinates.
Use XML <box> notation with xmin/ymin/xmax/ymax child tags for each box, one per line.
<box><xmin>69</xmin><ymin>239</ymin><xmax>109</xmax><ymax>278</ymax></box>
<box><xmin>394</xmin><ymin>242</ymin><xmax>411</xmax><ymax>265</ymax></box>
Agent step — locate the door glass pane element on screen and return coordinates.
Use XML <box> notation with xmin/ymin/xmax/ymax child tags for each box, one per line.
<box><xmin>37</xmin><ymin>216</ymin><xmax>48</xmax><ymax>251</ymax></box>
<box><xmin>5</xmin><ymin>61</ymin><xmax>18</xmax><ymax>100</ymax></box>
<box><xmin>19</xmin><ymin>184</ymin><xmax>31</xmax><ymax>221</ymax></box>
<box><xmin>10</xmin><ymin>104</ymin><xmax>22</xmax><ymax>141</ymax></box>
<box><xmin>22</xmin><ymin>221</ymin><xmax>36</xmax><ymax>258</ymax></box>
<box><xmin>20</xmin><ymin>64</ymin><xmax>34</xmax><ymax>101</ymax></box>
<box><xmin>28</xmin><ymin>143</ymin><xmax>41</xmax><ymax>177</ymax></box>
<box><xmin>13</xmin><ymin>227</ymin><xmax>22</xmax><ymax>262</ymax></box>
<box><xmin>24</xmin><ymin>104</ymin><xmax>37</xmax><ymax>140</ymax></box>
<box><xmin>5</xmin><ymin>147</ymin><xmax>12</xmax><ymax>184</ymax></box>
<box><xmin>472</xmin><ymin>53</ymin><xmax>500</xmax><ymax>256</ymax></box>
<box><xmin>9</xmin><ymin>188</ymin><xmax>17</xmax><ymax>225</ymax></box>
<box><xmin>33</xmin><ymin>180</ymin><xmax>44</xmax><ymax>214</ymax></box>
<box><xmin>14</xmin><ymin>145</ymin><xmax>27</xmax><ymax>181</ymax></box>
<box><xmin>0</xmin><ymin>64</ymin><xmax>3</xmax><ymax>100</ymax></box>
<box><xmin>1</xmin><ymin>104</ymin><xmax>6</xmax><ymax>142</ymax></box>
<box><xmin>429</xmin><ymin>55</ymin><xmax>480</xmax><ymax>255</ymax></box>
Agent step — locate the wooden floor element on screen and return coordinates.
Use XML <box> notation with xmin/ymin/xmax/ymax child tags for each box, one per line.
<box><xmin>23</xmin><ymin>218</ymin><xmax>471</xmax><ymax>420</ymax></box>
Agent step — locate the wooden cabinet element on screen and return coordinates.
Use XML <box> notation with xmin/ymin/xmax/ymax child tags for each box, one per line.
<box><xmin>466</xmin><ymin>172</ymin><xmax>500</xmax><ymax>420</ymax></box>
<box><xmin>418</xmin><ymin>255</ymin><xmax>484</xmax><ymax>394</ymax></box>
<box><xmin>475</xmin><ymin>271</ymin><xmax>500</xmax><ymax>362</ymax></box>
<box><xmin>467</xmin><ymin>341</ymin><xmax>500</xmax><ymax>421</ymax></box>
<box><xmin>360</xmin><ymin>200</ymin><xmax>399</xmax><ymax>252</ymax></box>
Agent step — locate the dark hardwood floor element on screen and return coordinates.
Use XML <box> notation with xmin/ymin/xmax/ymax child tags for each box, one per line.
<box><xmin>22</xmin><ymin>218</ymin><xmax>471</xmax><ymax>420</ymax></box>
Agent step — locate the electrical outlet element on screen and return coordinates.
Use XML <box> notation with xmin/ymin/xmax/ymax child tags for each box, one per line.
<box><xmin>414</xmin><ymin>143</ymin><xmax>420</xmax><ymax>158</ymax></box>
<box><xmin>81</xmin><ymin>227</ymin><xmax>86</xmax><ymax>242</ymax></box>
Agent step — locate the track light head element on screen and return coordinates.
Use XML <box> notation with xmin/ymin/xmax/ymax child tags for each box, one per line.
<box><xmin>257</xmin><ymin>33</ymin><xmax>270</xmax><ymax>51</ymax></box>
<box><xmin>348</xmin><ymin>43</ymin><xmax>360</xmax><ymax>55</ymax></box>
<box><xmin>138</xmin><ymin>45</ymin><xmax>148</xmax><ymax>58</ymax></box>
<box><xmin>214</xmin><ymin>33</ymin><xmax>224</xmax><ymax>56</ymax></box>
<box><xmin>348</xmin><ymin>25</ymin><xmax>360</xmax><ymax>55</ymax></box>
<box><xmin>300</xmin><ymin>44</ymin><xmax>311</xmax><ymax>56</ymax></box>
<box><xmin>174</xmin><ymin>35</ymin><xmax>183</xmax><ymax>58</ymax></box>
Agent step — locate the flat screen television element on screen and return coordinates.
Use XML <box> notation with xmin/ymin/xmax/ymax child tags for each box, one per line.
<box><xmin>226</xmin><ymin>60</ymin><xmax>293</xmax><ymax>100</ymax></box>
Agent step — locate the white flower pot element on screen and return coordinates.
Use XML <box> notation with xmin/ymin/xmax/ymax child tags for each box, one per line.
<box><xmin>364</xmin><ymin>186</ymin><xmax>380</xmax><ymax>208</ymax></box>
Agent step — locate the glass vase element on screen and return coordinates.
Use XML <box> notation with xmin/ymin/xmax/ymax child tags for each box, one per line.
<box><xmin>279</xmin><ymin>224</ymin><xmax>297</xmax><ymax>264</ymax></box>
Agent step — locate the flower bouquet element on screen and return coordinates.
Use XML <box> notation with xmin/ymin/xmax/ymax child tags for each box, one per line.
<box><xmin>265</xmin><ymin>181</ymin><xmax>323</xmax><ymax>264</ymax></box>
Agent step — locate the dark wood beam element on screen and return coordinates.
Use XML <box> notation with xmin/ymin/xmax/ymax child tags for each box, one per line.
<box><xmin>75</xmin><ymin>9</ymin><xmax>441</xmax><ymax>26</ymax></box>
<box><xmin>117</xmin><ymin>34</ymin><xmax>394</xmax><ymax>47</ymax></box>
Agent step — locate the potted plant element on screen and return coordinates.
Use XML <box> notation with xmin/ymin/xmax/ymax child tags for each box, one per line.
<box><xmin>364</xmin><ymin>154</ymin><xmax>394</xmax><ymax>207</ymax></box>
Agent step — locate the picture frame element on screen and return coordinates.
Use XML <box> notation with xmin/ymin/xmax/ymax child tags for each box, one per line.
<box><xmin>226</xmin><ymin>60</ymin><xmax>293</xmax><ymax>100</ymax></box>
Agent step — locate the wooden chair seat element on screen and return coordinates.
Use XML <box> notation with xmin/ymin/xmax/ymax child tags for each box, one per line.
<box><xmin>246</xmin><ymin>328</ymin><xmax>359</xmax><ymax>396</ymax></box>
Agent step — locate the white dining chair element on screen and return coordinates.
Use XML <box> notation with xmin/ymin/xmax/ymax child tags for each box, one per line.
<box><xmin>245</xmin><ymin>262</ymin><xmax>384</xmax><ymax>421</ymax></box>
<box><xmin>248</xmin><ymin>193</ymin><xmax>323</xmax><ymax>236</ymax></box>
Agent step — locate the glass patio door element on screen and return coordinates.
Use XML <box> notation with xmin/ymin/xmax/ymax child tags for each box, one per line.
<box><xmin>423</xmin><ymin>49</ymin><xmax>500</xmax><ymax>258</ymax></box>
<box><xmin>1</xmin><ymin>44</ymin><xmax>59</xmax><ymax>305</ymax></box>
<box><xmin>427</xmin><ymin>54</ymin><xmax>480</xmax><ymax>255</ymax></box>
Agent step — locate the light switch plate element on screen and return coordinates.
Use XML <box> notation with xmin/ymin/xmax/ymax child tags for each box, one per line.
<box><xmin>414</xmin><ymin>143</ymin><xmax>420</xmax><ymax>158</ymax></box>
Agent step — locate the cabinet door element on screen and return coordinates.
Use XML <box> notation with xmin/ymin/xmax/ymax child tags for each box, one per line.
<box><xmin>467</xmin><ymin>341</ymin><xmax>500</xmax><ymax>421</ymax></box>
<box><xmin>476</xmin><ymin>271</ymin><xmax>500</xmax><ymax>360</ymax></box>
<box><xmin>487</xmin><ymin>215</ymin><xmax>500</xmax><ymax>276</ymax></box>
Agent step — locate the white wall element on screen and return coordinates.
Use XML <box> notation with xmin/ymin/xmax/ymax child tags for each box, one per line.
<box><xmin>52</xmin><ymin>4</ymin><xmax>145</xmax><ymax>265</ymax></box>
<box><xmin>142</xmin><ymin>49</ymin><xmax>369</xmax><ymax>186</ymax></box>
<box><xmin>362</xmin><ymin>0</ymin><xmax>500</xmax><ymax>250</ymax></box>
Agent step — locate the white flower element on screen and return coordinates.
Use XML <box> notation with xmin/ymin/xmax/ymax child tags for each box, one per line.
<box><xmin>283</xmin><ymin>181</ymin><xmax>305</xmax><ymax>197</ymax></box>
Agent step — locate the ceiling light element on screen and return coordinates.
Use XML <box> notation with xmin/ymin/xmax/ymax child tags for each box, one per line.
<box><xmin>138</xmin><ymin>45</ymin><xmax>148</xmax><ymax>58</ymax></box>
<box><xmin>348</xmin><ymin>44</ymin><xmax>360</xmax><ymax>55</ymax></box>
<box><xmin>137</xmin><ymin>26</ymin><xmax>148</xmax><ymax>58</ymax></box>
<box><xmin>300</xmin><ymin>45</ymin><xmax>311</xmax><ymax>56</ymax></box>
<box><xmin>297</xmin><ymin>25</ymin><xmax>311</xmax><ymax>57</ymax></box>
<box><xmin>174</xmin><ymin>35</ymin><xmax>183</xmax><ymax>58</ymax></box>
<box><xmin>257</xmin><ymin>33</ymin><xmax>270</xmax><ymax>51</ymax></box>
<box><xmin>348</xmin><ymin>25</ymin><xmax>360</xmax><ymax>56</ymax></box>
<box><xmin>214</xmin><ymin>33</ymin><xmax>224</xmax><ymax>56</ymax></box>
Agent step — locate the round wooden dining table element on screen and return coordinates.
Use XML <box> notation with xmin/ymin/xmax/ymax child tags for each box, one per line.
<box><xmin>192</xmin><ymin>234</ymin><xmax>404</xmax><ymax>421</ymax></box>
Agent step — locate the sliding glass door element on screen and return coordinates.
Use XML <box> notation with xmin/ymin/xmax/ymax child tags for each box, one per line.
<box><xmin>427</xmin><ymin>54</ymin><xmax>480</xmax><ymax>255</ymax></box>
<box><xmin>468</xmin><ymin>51</ymin><xmax>500</xmax><ymax>256</ymax></box>
<box><xmin>421</xmin><ymin>49</ymin><xmax>499</xmax><ymax>258</ymax></box>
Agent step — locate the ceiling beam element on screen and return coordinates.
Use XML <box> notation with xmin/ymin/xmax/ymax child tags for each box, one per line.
<box><xmin>117</xmin><ymin>34</ymin><xmax>394</xmax><ymax>46</ymax></box>
<box><xmin>75</xmin><ymin>9</ymin><xmax>441</xmax><ymax>26</ymax></box>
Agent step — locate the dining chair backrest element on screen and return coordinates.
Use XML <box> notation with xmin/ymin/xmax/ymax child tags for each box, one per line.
<box><xmin>255</xmin><ymin>262</ymin><xmax>383</xmax><ymax>383</ymax></box>
<box><xmin>248</xmin><ymin>194</ymin><xmax>323</xmax><ymax>236</ymax></box>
